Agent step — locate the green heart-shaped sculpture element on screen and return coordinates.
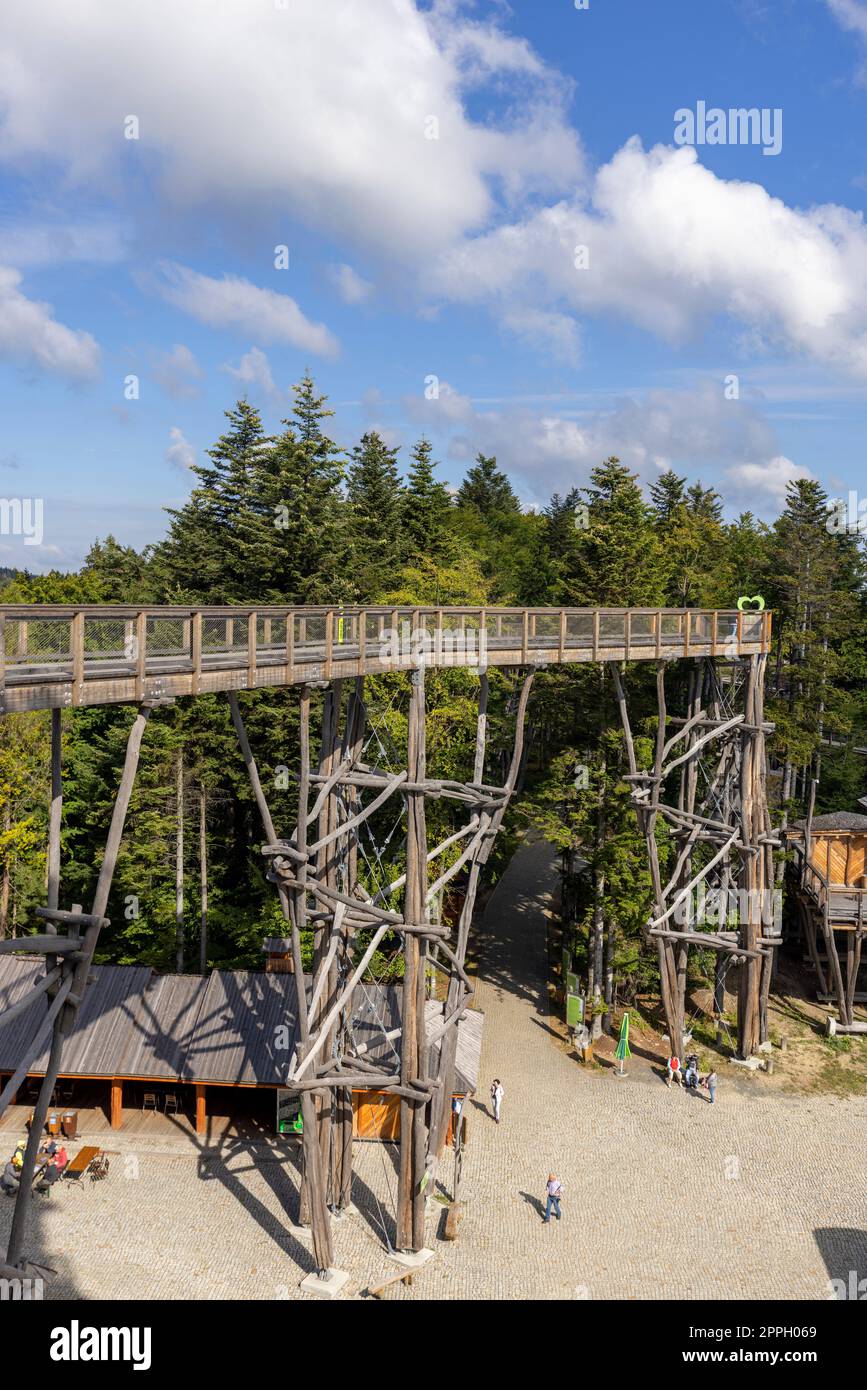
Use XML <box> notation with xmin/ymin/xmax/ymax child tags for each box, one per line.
<box><xmin>737</xmin><ymin>594</ymin><xmax>765</xmax><ymax>611</ymax></box>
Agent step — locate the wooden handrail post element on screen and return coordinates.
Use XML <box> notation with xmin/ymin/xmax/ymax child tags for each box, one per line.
<box><xmin>191</xmin><ymin>612</ymin><xmax>202</xmax><ymax>694</ymax></box>
<box><xmin>135</xmin><ymin>612</ymin><xmax>147</xmax><ymax>701</ymax></box>
<box><xmin>324</xmin><ymin>609</ymin><xmax>334</xmax><ymax>679</ymax></box>
<box><xmin>625</xmin><ymin>610</ymin><xmax>631</xmax><ymax>662</ymax></box>
<box><xmin>522</xmin><ymin>609</ymin><xmax>529</xmax><ymax>663</ymax></box>
<box><xmin>592</xmin><ymin>610</ymin><xmax>600</xmax><ymax>662</ymax></box>
<box><xmin>285</xmin><ymin>609</ymin><xmax>295</xmax><ymax>684</ymax></box>
<box><xmin>558</xmin><ymin>609</ymin><xmax>566</xmax><ymax>662</ymax></box>
<box><xmin>683</xmin><ymin>609</ymin><xmax>691</xmax><ymax>658</ymax></box>
<box><xmin>711</xmin><ymin>610</ymin><xmax>718</xmax><ymax>657</ymax></box>
<box><xmin>358</xmin><ymin>609</ymin><xmax>367</xmax><ymax>667</ymax></box>
<box><xmin>655</xmin><ymin>609</ymin><xmax>662</xmax><ymax>659</ymax></box>
<box><xmin>247</xmin><ymin>612</ymin><xmax>258</xmax><ymax>689</ymax></box>
<box><xmin>0</xmin><ymin>614</ymin><xmax>5</xmax><ymax>713</ymax></box>
<box><xmin>71</xmin><ymin>613</ymin><xmax>85</xmax><ymax>706</ymax></box>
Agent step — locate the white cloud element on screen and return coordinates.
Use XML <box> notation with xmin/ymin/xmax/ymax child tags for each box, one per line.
<box><xmin>723</xmin><ymin>456</ymin><xmax>813</xmax><ymax>504</ymax></box>
<box><xmin>402</xmin><ymin>378</ymin><xmax>804</xmax><ymax>515</ymax></box>
<box><xmin>329</xmin><ymin>263</ymin><xmax>373</xmax><ymax>305</ymax></box>
<box><xmin>432</xmin><ymin>139</ymin><xmax>867</xmax><ymax>376</ymax></box>
<box><xmin>0</xmin><ymin>0</ymin><xmax>582</xmax><ymax>259</ymax></box>
<box><xmin>222</xmin><ymin>346</ymin><xmax>279</xmax><ymax>399</ymax></box>
<box><xmin>151</xmin><ymin>343</ymin><xmax>203</xmax><ymax>398</ymax></box>
<box><xmin>827</xmin><ymin>0</ymin><xmax>867</xmax><ymax>39</ymax></box>
<box><xmin>165</xmin><ymin>425</ymin><xmax>195</xmax><ymax>473</ymax></box>
<box><xmin>152</xmin><ymin>262</ymin><xmax>338</xmax><ymax>358</ymax></box>
<box><xmin>0</xmin><ymin>264</ymin><xmax>100</xmax><ymax>378</ymax></box>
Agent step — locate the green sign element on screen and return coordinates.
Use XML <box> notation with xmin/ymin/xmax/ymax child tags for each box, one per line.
<box><xmin>566</xmin><ymin>992</ymin><xmax>585</xmax><ymax>1028</ymax></box>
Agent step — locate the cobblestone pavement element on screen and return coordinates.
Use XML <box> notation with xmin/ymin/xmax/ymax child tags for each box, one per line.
<box><xmin>2</xmin><ymin>839</ymin><xmax>864</xmax><ymax>1300</ymax></box>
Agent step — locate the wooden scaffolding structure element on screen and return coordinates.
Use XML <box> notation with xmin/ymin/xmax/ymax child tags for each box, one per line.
<box><xmin>612</xmin><ymin>654</ymin><xmax>779</xmax><ymax>1060</ymax></box>
<box><xmin>228</xmin><ymin>667</ymin><xmax>534</xmax><ymax>1272</ymax></box>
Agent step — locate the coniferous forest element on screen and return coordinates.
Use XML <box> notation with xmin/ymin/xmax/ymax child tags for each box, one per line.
<box><xmin>2</xmin><ymin>376</ymin><xmax>866</xmax><ymax>1036</ymax></box>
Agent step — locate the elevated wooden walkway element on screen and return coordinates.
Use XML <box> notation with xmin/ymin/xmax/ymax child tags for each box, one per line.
<box><xmin>0</xmin><ymin>605</ymin><xmax>771</xmax><ymax>713</ymax></box>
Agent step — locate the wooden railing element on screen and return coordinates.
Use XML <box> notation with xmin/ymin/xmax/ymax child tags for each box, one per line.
<box><xmin>792</xmin><ymin>842</ymin><xmax>867</xmax><ymax>931</ymax></box>
<box><xmin>0</xmin><ymin>605</ymin><xmax>772</xmax><ymax>714</ymax></box>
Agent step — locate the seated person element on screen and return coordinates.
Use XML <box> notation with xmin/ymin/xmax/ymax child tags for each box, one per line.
<box><xmin>54</xmin><ymin>1146</ymin><xmax>69</xmax><ymax>1172</ymax></box>
<box><xmin>1</xmin><ymin>1160</ymin><xmax>20</xmax><ymax>1195</ymax></box>
<box><xmin>34</xmin><ymin>1157</ymin><xmax>63</xmax><ymax>1193</ymax></box>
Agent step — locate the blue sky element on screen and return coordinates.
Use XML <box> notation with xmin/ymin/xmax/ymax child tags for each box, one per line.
<box><xmin>2</xmin><ymin>0</ymin><xmax>867</xmax><ymax>570</ymax></box>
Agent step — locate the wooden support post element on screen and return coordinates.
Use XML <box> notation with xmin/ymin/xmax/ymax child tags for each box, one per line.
<box><xmin>176</xmin><ymin>749</ymin><xmax>184</xmax><ymax>973</ymax></box>
<box><xmin>228</xmin><ymin>687</ymin><xmax>333</xmax><ymax>1272</ymax></box>
<box><xmin>195</xmin><ymin>1084</ymin><xmax>206</xmax><ymax>1136</ymax></box>
<box><xmin>110</xmin><ymin>1078</ymin><xmax>123</xmax><ymax>1130</ymax></box>
<box><xmin>398</xmin><ymin>667</ymin><xmax>428</xmax><ymax>1252</ymax></box>
<box><xmin>47</xmin><ymin>709</ymin><xmax>62</xmax><ymax>913</ymax></box>
<box><xmin>7</xmin><ymin>703</ymin><xmax>152</xmax><ymax>1270</ymax></box>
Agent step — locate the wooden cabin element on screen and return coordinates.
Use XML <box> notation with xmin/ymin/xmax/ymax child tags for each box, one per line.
<box><xmin>787</xmin><ymin>812</ymin><xmax>867</xmax><ymax>1033</ymax></box>
<box><xmin>0</xmin><ymin>956</ymin><xmax>482</xmax><ymax>1138</ymax></box>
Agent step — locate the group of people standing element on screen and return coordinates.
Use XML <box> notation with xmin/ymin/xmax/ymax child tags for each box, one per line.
<box><xmin>666</xmin><ymin>1053</ymin><xmax>717</xmax><ymax>1103</ymax></box>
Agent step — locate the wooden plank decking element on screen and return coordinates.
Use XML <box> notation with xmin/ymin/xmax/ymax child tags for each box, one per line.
<box><xmin>0</xmin><ymin>605</ymin><xmax>772</xmax><ymax>714</ymax></box>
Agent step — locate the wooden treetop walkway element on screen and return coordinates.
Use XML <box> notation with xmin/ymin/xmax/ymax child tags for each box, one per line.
<box><xmin>0</xmin><ymin>604</ymin><xmax>771</xmax><ymax>713</ymax></box>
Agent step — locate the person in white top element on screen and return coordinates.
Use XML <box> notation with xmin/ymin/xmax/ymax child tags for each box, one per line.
<box><xmin>490</xmin><ymin>1078</ymin><xmax>504</xmax><ymax>1124</ymax></box>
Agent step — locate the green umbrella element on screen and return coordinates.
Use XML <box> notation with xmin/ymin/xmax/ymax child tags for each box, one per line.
<box><xmin>614</xmin><ymin>1012</ymin><xmax>631</xmax><ymax>1076</ymax></box>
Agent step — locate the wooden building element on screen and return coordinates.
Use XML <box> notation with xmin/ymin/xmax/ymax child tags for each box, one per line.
<box><xmin>0</xmin><ymin>956</ymin><xmax>482</xmax><ymax>1135</ymax></box>
<box><xmin>787</xmin><ymin>811</ymin><xmax>867</xmax><ymax>1033</ymax></box>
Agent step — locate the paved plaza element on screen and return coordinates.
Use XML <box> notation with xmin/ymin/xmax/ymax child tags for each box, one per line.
<box><xmin>2</xmin><ymin>840</ymin><xmax>865</xmax><ymax>1300</ymax></box>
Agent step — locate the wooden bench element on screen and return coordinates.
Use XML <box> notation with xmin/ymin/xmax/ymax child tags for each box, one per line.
<box><xmin>64</xmin><ymin>1145</ymin><xmax>101</xmax><ymax>1181</ymax></box>
<box><xmin>366</xmin><ymin>1269</ymin><xmax>415</xmax><ymax>1299</ymax></box>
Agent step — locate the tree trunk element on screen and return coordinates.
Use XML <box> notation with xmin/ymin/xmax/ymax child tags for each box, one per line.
<box><xmin>176</xmin><ymin>749</ymin><xmax>184</xmax><ymax>973</ymax></box>
<box><xmin>199</xmin><ymin>783</ymin><xmax>207</xmax><ymax>974</ymax></box>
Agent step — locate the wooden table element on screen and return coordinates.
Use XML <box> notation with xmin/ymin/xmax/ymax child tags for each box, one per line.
<box><xmin>64</xmin><ymin>1145</ymin><xmax>100</xmax><ymax>1180</ymax></box>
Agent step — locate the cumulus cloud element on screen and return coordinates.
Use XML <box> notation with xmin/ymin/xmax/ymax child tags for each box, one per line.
<box><xmin>329</xmin><ymin>263</ymin><xmax>373</xmax><ymax>305</ymax></box>
<box><xmin>165</xmin><ymin>425</ymin><xmax>195</xmax><ymax>472</ymax></box>
<box><xmin>151</xmin><ymin>343</ymin><xmax>203</xmax><ymax>398</ymax></box>
<box><xmin>827</xmin><ymin>0</ymin><xmax>867</xmax><ymax>39</ymax></box>
<box><xmin>432</xmin><ymin>139</ymin><xmax>867</xmax><ymax>375</ymax></box>
<box><xmin>0</xmin><ymin>264</ymin><xmax>100</xmax><ymax>378</ymax></box>
<box><xmin>152</xmin><ymin>263</ymin><xmax>338</xmax><ymax>358</ymax></box>
<box><xmin>0</xmin><ymin>0</ymin><xmax>582</xmax><ymax>259</ymax></box>
<box><xmin>222</xmin><ymin>346</ymin><xmax>279</xmax><ymax>399</ymax></box>
<box><xmin>402</xmin><ymin>378</ymin><xmax>805</xmax><ymax>515</ymax></box>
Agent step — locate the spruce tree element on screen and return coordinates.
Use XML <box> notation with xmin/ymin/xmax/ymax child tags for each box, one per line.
<box><xmin>456</xmin><ymin>453</ymin><xmax>520</xmax><ymax>517</ymax></box>
<box><xmin>346</xmin><ymin>431</ymin><xmax>403</xmax><ymax>599</ymax></box>
<box><xmin>401</xmin><ymin>438</ymin><xmax>453</xmax><ymax>563</ymax></box>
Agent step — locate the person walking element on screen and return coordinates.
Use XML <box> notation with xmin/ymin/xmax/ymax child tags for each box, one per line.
<box><xmin>490</xmin><ymin>1078</ymin><xmax>504</xmax><ymax>1124</ymax></box>
<box><xmin>543</xmin><ymin>1173</ymin><xmax>563</xmax><ymax>1223</ymax></box>
<box><xmin>705</xmin><ymin>1070</ymin><xmax>718</xmax><ymax>1105</ymax></box>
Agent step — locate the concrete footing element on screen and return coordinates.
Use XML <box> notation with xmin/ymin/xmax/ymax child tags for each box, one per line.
<box><xmin>299</xmin><ymin>1267</ymin><xmax>350</xmax><ymax>1299</ymax></box>
<box><xmin>388</xmin><ymin>1247</ymin><xmax>435</xmax><ymax>1270</ymax></box>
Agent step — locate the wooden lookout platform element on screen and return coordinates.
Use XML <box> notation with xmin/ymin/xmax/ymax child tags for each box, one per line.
<box><xmin>788</xmin><ymin>813</ymin><xmax>867</xmax><ymax>1032</ymax></box>
<box><xmin>0</xmin><ymin>604</ymin><xmax>771</xmax><ymax>714</ymax></box>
